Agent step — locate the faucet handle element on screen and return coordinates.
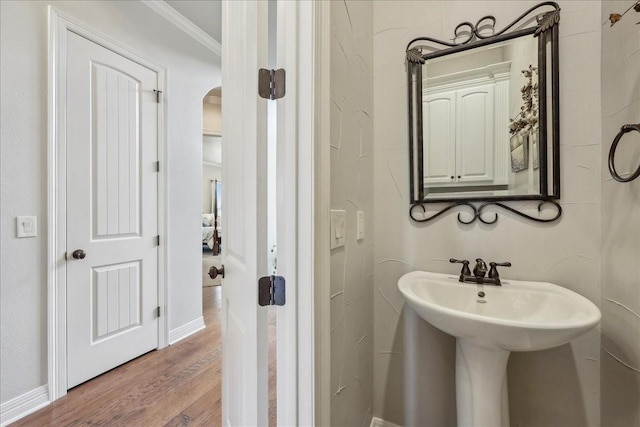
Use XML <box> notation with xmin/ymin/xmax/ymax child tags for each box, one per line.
<box><xmin>449</xmin><ymin>258</ymin><xmax>471</xmax><ymax>278</ymax></box>
<box><xmin>488</xmin><ymin>261</ymin><xmax>511</xmax><ymax>279</ymax></box>
<box><xmin>491</xmin><ymin>262</ymin><xmax>511</xmax><ymax>267</ymax></box>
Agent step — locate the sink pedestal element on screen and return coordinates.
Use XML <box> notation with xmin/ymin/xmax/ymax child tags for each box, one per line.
<box><xmin>399</xmin><ymin>271</ymin><xmax>601</xmax><ymax>427</ymax></box>
<box><xmin>456</xmin><ymin>339</ymin><xmax>511</xmax><ymax>427</ymax></box>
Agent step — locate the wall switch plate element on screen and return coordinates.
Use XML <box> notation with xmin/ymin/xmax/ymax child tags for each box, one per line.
<box><xmin>357</xmin><ymin>211</ymin><xmax>364</xmax><ymax>241</ymax></box>
<box><xmin>330</xmin><ymin>209</ymin><xmax>346</xmax><ymax>250</ymax></box>
<box><xmin>17</xmin><ymin>216</ymin><xmax>37</xmax><ymax>238</ymax></box>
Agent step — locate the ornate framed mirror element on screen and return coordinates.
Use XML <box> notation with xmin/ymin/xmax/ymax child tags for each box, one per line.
<box><xmin>407</xmin><ymin>1</ymin><xmax>562</xmax><ymax>224</ymax></box>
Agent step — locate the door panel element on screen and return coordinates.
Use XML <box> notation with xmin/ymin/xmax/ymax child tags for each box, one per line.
<box><xmin>221</xmin><ymin>0</ymin><xmax>270</xmax><ymax>425</ymax></box>
<box><xmin>66</xmin><ymin>31</ymin><xmax>159</xmax><ymax>389</ymax></box>
<box><xmin>92</xmin><ymin>63</ymin><xmax>141</xmax><ymax>238</ymax></box>
<box><xmin>93</xmin><ymin>262</ymin><xmax>141</xmax><ymax>340</ymax></box>
<box><xmin>423</xmin><ymin>92</ymin><xmax>456</xmax><ymax>185</ymax></box>
<box><xmin>456</xmin><ymin>84</ymin><xmax>494</xmax><ymax>183</ymax></box>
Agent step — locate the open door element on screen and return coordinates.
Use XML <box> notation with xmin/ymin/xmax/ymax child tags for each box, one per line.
<box><xmin>221</xmin><ymin>0</ymin><xmax>270</xmax><ymax>425</ymax></box>
<box><xmin>222</xmin><ymin>1</ymin><xmax>320</xmax><ymax>424</ymax></box>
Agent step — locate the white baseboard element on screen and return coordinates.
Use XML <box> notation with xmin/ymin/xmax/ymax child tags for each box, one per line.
<box><xmin>0</xmin><ymin>385</ymin><xmax>49</xmax><ymax>427</ymax></box>
<box><xmin>168</xmin><ymin>316</ymin><xmax>206</xmax><ymax>345</ymax></box>
<box><xmin>370</xmin><ymin>417</ymin><xmax>402</xmax><ymax>427</ymax></box>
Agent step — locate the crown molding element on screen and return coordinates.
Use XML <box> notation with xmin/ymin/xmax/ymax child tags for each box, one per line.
<box><xmin>142</xmin><ymin>0</ymin><xmax>221</xmax><ymax>57</ymax></box>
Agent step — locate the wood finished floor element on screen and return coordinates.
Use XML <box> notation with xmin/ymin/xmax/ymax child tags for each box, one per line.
<box><xmin>13</xmin><ymin>286</ymin><xmax>276</xmax><ymax>426</ymax></box>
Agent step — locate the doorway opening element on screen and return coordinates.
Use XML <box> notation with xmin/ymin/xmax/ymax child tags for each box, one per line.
<box><xmin>202</xmin><ymin>87</ymin><xmax>223</xmax><ymax>287</ymax></box>
<box><xmin>200</xmin><ymin>85</ymin><xmax>278</xmax><ymax>425</ymax></box>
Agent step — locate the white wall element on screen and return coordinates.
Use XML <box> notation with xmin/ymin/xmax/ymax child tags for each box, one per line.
<box><xmin>600</xmin><ymin>1</ymin><xmax>640</xmax><ymax>425</ymax></box>
<box><xmin>203</xmin><ymin>102</ymin><xmax>222</xmax><ymax>136</ymax></box>
<box><xmin>373</xmin><ymin>1</ymin><xmax>602</xmax><ymax>425</ymax></box>
<box><xmin>0</xmin><ymin>0</ymin><xmax>219</xmax><ymax>406</ymax></box>
<box><xmin>329</xmin><ymin>1</ymin><xmax>374</xmax><ymax>426</ymax></box>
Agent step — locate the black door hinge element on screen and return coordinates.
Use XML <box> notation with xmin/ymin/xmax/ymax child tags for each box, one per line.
<box><xmin>155</xmin><ymin>235</ymin><xmax>160</xmax><ymax>246</ymax></box>
<box><xmin>258</xmin><ymin>69</ymin><xmax>285</xmax><ymax>100</ymax></box>
<box><xmin>155</xmin><ymin>306</ymin><xmax>161</xmax><ymax>318</ymax></box>
<box><xmin>155</xmin><ymin>161</ymin><xmax>160</xmax><ymax>172</ymax></box>
<box><xmin>153</xmin><ymin>89</ymin><xmax>162</xmax><ymax>103</ymax></box>
<box><xmin>258</xmin><ymin>275</ymin><xmax>285</xmax><ymax>306</ymax></box>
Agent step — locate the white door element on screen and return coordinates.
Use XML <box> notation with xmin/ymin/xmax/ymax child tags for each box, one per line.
<box><xmin>456</xmin><ymin>84</ymin><xmax>494</xmax><ymax>183</ymax></box>
<box><xmin>423</xmin><ymin>92</ymin><xmax>456</xmax><ymax>186</ymax></box>
<box><xmin>65</xmin><ymin>31</ymin><xmax>159</xmax><ymax>388</ymax></box>
<box><xmin>221</xmin><ymin>0</ymin><xmax>270</xmax><ymax>425</ymax></box>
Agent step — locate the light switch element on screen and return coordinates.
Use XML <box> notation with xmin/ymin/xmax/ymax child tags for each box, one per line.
<box><xmin>357</xmin><ymin>211</ymin><xmax>364</xmax><ymax>241</ymax></box>
<box><xmin>17</xmin><ymin>216</ymin><xmax>37</xmax><ymax>238</ymax></box>
<box><xmin>330</xmin><ymin>209</ymin><xmax>346</xmax><ymax>250</ymax></box>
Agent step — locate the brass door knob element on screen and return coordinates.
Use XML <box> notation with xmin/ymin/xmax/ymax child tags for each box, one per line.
<box><xmin>209</xmin><ymin>264</ymin><xmax>225</xmax><ymax>280</ymax></box>
<box><xmin>72</xmin><ymin>249</ymin><xmax>86</xmax><ymax>260</ymax></box>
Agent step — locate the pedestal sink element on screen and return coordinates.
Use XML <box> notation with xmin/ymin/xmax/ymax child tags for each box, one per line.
<box><xmin>398</xmin><ymin>271</ymin><xmax>600</xmax><ymax>427</ymax></box>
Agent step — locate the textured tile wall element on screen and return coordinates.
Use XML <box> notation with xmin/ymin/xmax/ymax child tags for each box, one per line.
<box><xmin>373</xmin><ymin>1</ymin><xmax>603</xmax><ymax>425</ymax></box>
<box><xmin>600</xmin><ymin>1</ymin><xmax>640</xmax><ymax>425</ymax></box>
<box><xmin>329</xmin><ymin>1</ymin><xmax>374</xmax><ymax>426</ymax></box>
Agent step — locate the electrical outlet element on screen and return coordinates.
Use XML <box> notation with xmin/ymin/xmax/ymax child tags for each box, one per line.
<box><xmin>330</xmin><ymin>209</ymin><xmax>346</xmax><ymax>249</ymax></box>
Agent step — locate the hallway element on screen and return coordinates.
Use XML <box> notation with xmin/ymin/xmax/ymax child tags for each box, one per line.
<box><xmin>12</xmin><ymin>287</ymin><xmax>276</xmax><ymax>426</ymax></box>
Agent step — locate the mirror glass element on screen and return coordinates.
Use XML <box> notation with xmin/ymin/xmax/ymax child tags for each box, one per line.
<box><xmin>422</xmin><ymin>36</ymin><xmax>541</xmax><ymax>199</ymax></box>
<box><xmin>407</xmin><ymin>2</ymin><xmax>561</xmax><ymax>210</ymax></box>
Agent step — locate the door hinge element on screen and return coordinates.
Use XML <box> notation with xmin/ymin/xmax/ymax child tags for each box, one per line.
<box><xmin>155</xmin><ymin>235</ymin><xmax>160</xmax><ymax>246</ymax></box>
<box><xmin>155</xmin><ymin>306</ymin><xmax>161</xmax><ymax>318</ymax></box>
<box><xmin>153</xmin><ymin>89</ymin><xmax>162</xmax><ymax>103</ymax></box>
<box><xmin>258</xmin><ymin>275</ymin><xmax>285</xmax><ymax>306</ymax></box>
<box><xmin>155</xmin><ymin>161</ymin><xmax>160</xmax><ymax>172</ymax></box>
<box><xmin>258</xmin><ymin>69</ymin><xmax>286</xmax><ymax>100</ymax></box>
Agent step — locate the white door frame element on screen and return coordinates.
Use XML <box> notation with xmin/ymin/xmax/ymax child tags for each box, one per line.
<box><xmin>220</xmin><ymin>1</ymin><xmax>328</xmax><ymax>423</ymax></box>
<box><xmin>275</xmin><ymin>1</ymin><xmax>331</xmax><ymax>424</ymax></box>
<box><xmin>309</xmin><ymin>2</ymin><xmax>332</xmax><ymax>425</ymax></box>
<box><xmin>275</xmin><ymin>2</ymin><xmax>298</xmax><ymax>424</ymax></box>
<box><xmin>47</xmin><ymin>7</ymin><xmax>168</xmax><ymax>401</ymax></box>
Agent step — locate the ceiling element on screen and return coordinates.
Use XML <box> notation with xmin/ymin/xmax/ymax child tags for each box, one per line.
<box><xmin>165</xmin><ymin>0</ymin><xmax>222</xmax><ymax>43</ymax></box>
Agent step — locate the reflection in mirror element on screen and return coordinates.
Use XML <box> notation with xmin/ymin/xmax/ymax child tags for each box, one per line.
<box><xmin>422</xmin><ymin>37</ymin><xmax>541</xmax><ymax>199</ymax></box>
<box><xmin>406</xmin><ymin>1</ymin><xmax>562</xmax><ymax>224</ymax></box>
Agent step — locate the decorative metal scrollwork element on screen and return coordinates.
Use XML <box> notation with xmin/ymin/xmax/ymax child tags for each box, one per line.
<box><xmin>406</xmin><ymin>48</ymin><xmax>425</xmax><ymax>65</ymax></box>
<box><xmin>410</xmin><ymin>200</ymin><xmax>562</xmax><ymax>224</ymax></box>
<box><xmin>535</xmin><ymin>8</ymin><xmax>561</xmax><ymax>36</ymax></box>
<box><xmin>608</xmin><ymin>123</ymin><xmax>640</xmax><ymax>183</ymax></box>
<box><xmin>406</xmin><ymin>1</ymin><xmax>560</xmax><ymax>61</ymax></box>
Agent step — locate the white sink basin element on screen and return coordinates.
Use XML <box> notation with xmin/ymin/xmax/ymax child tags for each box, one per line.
<box><xmin>398</xmin><ymin>270</ymin><xmax>601</xmax><ymax>351</ymax></box>
<box><xmin>398</xmin><ymin>270</ymin><xmax>601</xmax><ymax>427</ymax></box>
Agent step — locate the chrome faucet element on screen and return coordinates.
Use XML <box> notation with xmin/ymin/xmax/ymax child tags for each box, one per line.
<box><xmin>450</xmin><ymin>258</ymin><xmax>511</xmax><ymax>286</ymax></box>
